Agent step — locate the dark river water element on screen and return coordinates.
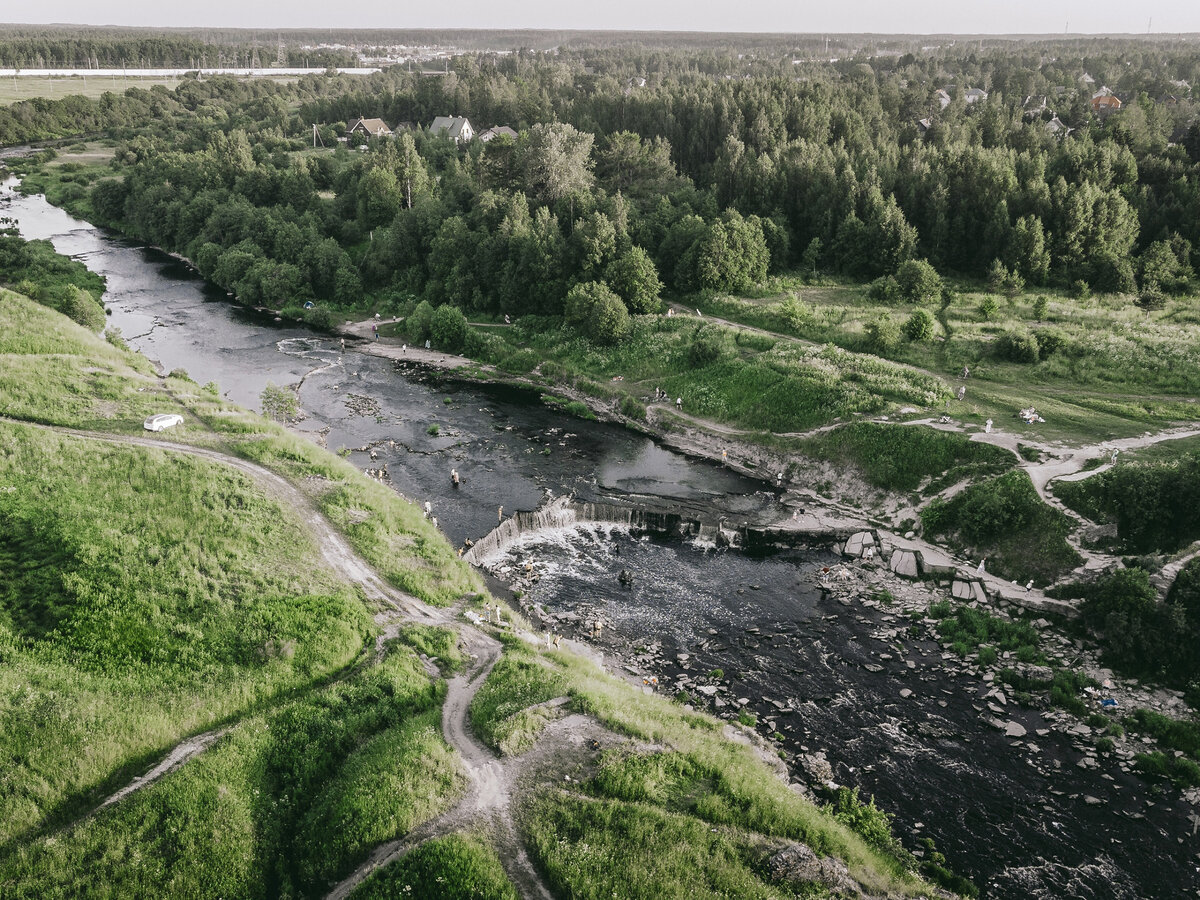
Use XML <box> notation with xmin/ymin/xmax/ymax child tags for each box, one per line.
<box><xmin>3</xmin><ymin>178</ymin><xmax>1197</xmax><ymax>899</ymax></box>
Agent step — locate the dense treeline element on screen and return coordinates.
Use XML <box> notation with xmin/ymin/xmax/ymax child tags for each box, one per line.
<box><xmin>7</xmin><ymin>41</ymin><xmax>1200</xmax><ymax>326</ymax></box>
<box><xmin>0</xmin><ymin>27</ymin><xmax>355</xmax><ymax>69</ymax></box>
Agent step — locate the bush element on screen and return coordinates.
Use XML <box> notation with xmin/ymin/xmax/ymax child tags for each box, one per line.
<box><xmin>863</xmin><ymin>313</ymin><xmax>901</xmax><ymax>354</ymax></box>
<box><xmin>1032</xmin><ymin>295</ymin><xmax>1049</xmax><ymax>321</ymax></box>
<box><xmin>619</xmin><ymin>395</ymin><xmax>646</xmax><ymax>420</ymax></box>
<box><xmin>564</xmin><ymin>281</ymin><xmax>631</xmax><ymax>345</ymax></box>
<box><xmin>1138</xmin><ymin>284</ymin><xmax>1167</xmax><ymax>311</ymax></box>
<box><xmin>895</xmin><ymin>258</ymin><xmax>942</xmax><ymax>304</ymax></box>
<box><xmin>986</xmin><ymin>258</ymin><xmax>1008</xmax><ymax>294</ymax></box>
<box><xmin>902</xmin><ymin>308</ymin><xmax>936</xmax><ymax>342</ymax></box>
<box><xmin>995</xmin><ymin>329</ymin><xmax>1040</xmax><ymax>363</ymax></box>
<box><xmin>921</xmin><ymin>470</ymin><xmax>1081</xmax><ymax>584</ymax></box>
<box><xmin>824</xmin><ymin>787</ymin><xmax>898</xmax><ymax>854</ymax></box>
<box><xmin>430</xmin><ymin>304</ymin><xmax>469</xmax><ymax>351</ymax></box>
<box><xmin>777</xmin><ymin>292</ymin><xmax>813</xmax><ymax>330</ymax></box>
<box><xmin>1034</xmin><ymin>328</ymin><xmax>1067</xmax><ymax>359</ymax></box>
<box><xmin>63</xmin><ymin>285</ymin><xmax>105</xmax><ymax>331</ymax></box>
<box><xmin>687</xmin><ymin>324</ymin><xmax>734</xmax><ymax>368</ymax></box>
<box><xmin>867</xmin><ymin>275</ymin><xmax>900</xmax><ymax>304</ymax></box>
<box><xmin>1069</xmin><ymin>279</ymin><xmax>1091</xmax><ymax>300</ymax></box>
<box><xmin>260</xmin><ymin>382</ymin><xmax>299</xmax><ymax>423</ymax></box>
<box><xmin>405</xmin><ymin>300</ymin><xmax>435</xmax><ymax>342</ymax></box>
<box><xmin>979</xmin><ymin>296</ymin><xmax>1000</xmax><ymax>320</ymax></box>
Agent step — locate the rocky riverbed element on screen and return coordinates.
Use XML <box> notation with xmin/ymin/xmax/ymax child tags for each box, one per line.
<box><xmin>483</xmin><ymin>523</ymin><xmax>1200</xmax><ymax>899</ymax></box>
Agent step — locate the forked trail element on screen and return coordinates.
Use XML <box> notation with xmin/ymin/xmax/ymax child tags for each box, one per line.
<box><xmin>3</xmin><ymin>417</ymin><xmax>556</xmax><ymax>900</ymax></box>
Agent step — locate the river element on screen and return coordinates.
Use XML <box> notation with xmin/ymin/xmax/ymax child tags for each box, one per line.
<box><xmin>3</xmin><ymin>178</ymin><xmax>1197</xmax><ymax>899</ymax></box>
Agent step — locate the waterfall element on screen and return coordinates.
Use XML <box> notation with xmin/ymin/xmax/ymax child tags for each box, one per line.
<box><xmin>462</xmin><ymin>494</ymin><xmax>860</xmax><ymax>567</ymax></box>
<box><xmin>465</xmin><ymin>495</ymin><xmax>684</xmax><ymax>566</ymax></box>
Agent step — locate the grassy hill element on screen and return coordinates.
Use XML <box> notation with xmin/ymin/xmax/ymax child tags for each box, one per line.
<box><xmin>0</xmin><ymin>289</ymin><xmax>944</xmax><ymax>897</ymax></box>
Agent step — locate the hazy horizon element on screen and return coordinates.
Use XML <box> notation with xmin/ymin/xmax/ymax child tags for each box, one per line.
<box><xmin>5</xmin><ymin>0</ymin><xmax>1200</xmax><ymax>38</ymax></box>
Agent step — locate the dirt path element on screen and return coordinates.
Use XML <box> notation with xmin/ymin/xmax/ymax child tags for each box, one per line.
<box><xmin>325</xmin><ymin>626</ymin><xmax>555</xmax><ymax>900</ymax></box>
<box><xmin>3</xmin><ymin>416</ymin><xmax>558</xmax><ymax>899</ymax></box>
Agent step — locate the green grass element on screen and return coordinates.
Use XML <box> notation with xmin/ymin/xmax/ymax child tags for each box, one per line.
<box><xmin>791</xmin><ymin>422</ymin><xmax>1014</xmax><ymax>492</ymax></box>
<box><xmin>1124</xmin><ymin>709</ymin><xmax>1200</xmax><ymax>759</ymax></box>
<box><xmin>393</xmin><ymin>625</ymin><xmax>465</xmax><ymax>675</ymax></box>
<box><xmin>525</xmin><ymin>792</ymin><xmax>800</xmax><ymax>900</ymax></box>
<box><xmin>929</xmin><ymin>602</ymin><xmax>1043</xmax><ymax>662</ymax></box>
<box><xmin>349</xmin><ymin>834</ymin><xmax>518</xmax><ymax>900</ymax></box>
<box><xmin>921</xmin><ymin>470</ymin><xmax>1082</xmax><ymax>585</ymax></box>
<box><xmin>0</xmin><ymin>76</ymin><xmax>187</xmax><ymax>105</ymax></box>
<box><xmin>0</xmin><ymin>417</ymin><xmax>372</xmax><ymax>847</ymax></box>
<box><xmin>689</xmin><ymin>278</ymin><xmax>1200</xmax><ymax>445</ymax></box>
<box><xmin>0</xmin><ymin>648</ymin><xmax>461</xmax><ymax>898</ymax></box>
<box><xmin>469</xmin><ymin>647</ymin><xmax>568</xmax><ymax>756</ymax></box>
<box><xmin>0</xmin><ymin>291</ymin><xmax>485</xmax><ymax>858</ymax></box>
<box><xmin>484</xmin><ymin>315</ymin><xmax>948</xmax><ymax>434</ymax></box>
<box><xmin>483</xmin><ymin>642</ymin><xmax>929</xmax><ymax>896</ymax></box>
<box><xmin>226</xmin><ymin>426</ymin><xmax>484</xmax><ymax>606</ymax></box>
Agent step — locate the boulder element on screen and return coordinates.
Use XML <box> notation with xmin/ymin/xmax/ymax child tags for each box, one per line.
<box><xmin>1005</xmin><ymin>721</ymin><xmax>1027</xmax><ymax>738</ymax></box>
<box><xmin>767</xmin><ymin>843</ymin><xmax>861</xmax><ymax>896</ymax></box>
<box><xmin>843</xmin><ymin>531</ymin><xmax>874</xmax><ymax>559</ymax></box>
<box><xmin>951</xmin><ymin>579</ymin><xmax>974</xmax><ymax>601</ymax></box>
<box><xmin>888</xmin><ymin>548</ymin><xmax>920</xmax><ymax>578</ymax></box>
<box><xmin>797</xmin><ymin>751</ymin><xmax>835</xmax><ymax>784</ymax></box>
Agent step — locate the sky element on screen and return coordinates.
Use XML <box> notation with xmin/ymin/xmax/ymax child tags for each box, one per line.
<box><xmin>8</xmin><ymin>0</ymin><xmax>1200</xmax><ymax>35</ymax></box>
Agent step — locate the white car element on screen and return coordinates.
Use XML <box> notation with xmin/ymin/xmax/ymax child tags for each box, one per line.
<box><xmin>143</xmin><ymin>413</ymin><xmax>184</xmax><ymax>432</ymax></box>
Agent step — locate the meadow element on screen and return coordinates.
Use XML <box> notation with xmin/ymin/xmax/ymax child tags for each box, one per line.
<box><xmin>691</xmin><ymin>278</ymin><xmax>1200</xmax><ymax>444</ymax></box>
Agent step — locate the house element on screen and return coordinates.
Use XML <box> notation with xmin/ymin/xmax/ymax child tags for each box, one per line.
<box><xmin>1023</xmin><ymin>95</ymin><xmax>1049</xmax><ymax>113</ymax></box>
<box><xmin>1080</xmin><ymin>72</ymin><xmax>1096</xmax><ymax>86</ymax></box>
<box><xmin>478</xmin><ymin>125</ymin><xmax>518</xmax><ymax>143</ymax></box>
<box><xmin>934</xmin><ymin>88</ymin><xmax>951</xmax><ymax>109</ymax></box>
<box><xmin>964</xmin><ymin>88</ymin><xmax>988</xmax><ymax>104</ymax></box>
<box><xmin>1091</xmin><ymin>93</ymin><xmax>1122</xmax><ymax>117</ymax></box>
<box><xmin>429</xmin><ymin>115</ymin><xmax>474</xmax><ymax>143</ymax></box>
<box><xmin>1045</xmin><ymin>116</ymin><xmax>1072</xmax><ymax>137</ymax></box>
<box><xmin>393</xmin><ymin>120</ymin><xmax>417</xmax><ymax>132</ymax></box>
<box><xmin>346</xmin><ymin>117</ymin><xmax>393</xmax><ymax>138</ymax></box>
<box><xmin>916</xmin><ymin>118</ymin><xmax>933</xmax><ymax>135</ymax></box>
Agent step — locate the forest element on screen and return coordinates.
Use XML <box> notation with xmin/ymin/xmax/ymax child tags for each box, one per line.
<box><xmin>4</xmin><ymin>37</ymin><xmax>1197</xmax><ymax>333</ymax></box>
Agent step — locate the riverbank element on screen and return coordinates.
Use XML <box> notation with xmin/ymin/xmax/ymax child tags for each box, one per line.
<box><xmin>333</xmin><ymin>318</ymin><xmax>1086</xmax><ymax>615</ymax></box>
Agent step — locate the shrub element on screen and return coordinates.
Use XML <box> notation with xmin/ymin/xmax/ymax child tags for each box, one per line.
<box><xmin>1138</xmin><ymin>284</ymin><xmax>1167</xmax><ymax>311</ymax></box>
<box><xmin>1069</xmin><ymin>279</ymin><xmax>1091</xmax><ymax>300</ymax></box>
<box><xmin>1032</xmin><ymin>295</ymin><xmax>1049</xmax><ymax>321</ymax></box>
<box><xmin>564</xmin><ymin>281</ymin><xmax>631</xmax><ymax>345</ymax></box>
<box><xmin>986</xmin><ymin>258</ymin><xmax>1008</xmax><ymax>294</ymax></box>
<box><xmin>902</xmin><ymin>308</ymin><xmax>936</xmax><ymax>342</ymax></box>
<box><xmin>619</xmin><ymin>395</ymin><xmax>646</xmax><ymax>420</ymax></box>
<box><xmin>260</xmin><ymin>382</ymin><xmax>298</xmax><ymax>423</ymax></box>
<box><xmin>995</xmin><ymin>329</ymin><xmax>1040</xmax><ymax>363</ymax></box>
<box><xmin>777</xmin><ymin>292</ymin><xmax>813</xmax><ymax>329</ymax></box>
<box><xmin>1034</xmin><ymin>328</ymin><xmax>1067</xmax><ymax>359</ymax></box>
<box><xmin>430</xmin><ymin>304</ymin><xmax>469</xmax><ymax>351</ymax></box>
<box><xmin>979</xmin><ymin>296</ymin><xmax>1000</xmax><ymax>320</ymax></box>
<box><xmin>63</xmin><ymin>285</ymin><xmax>105</xmax><ymax>330</ymax></box>
<box><xmin>405</xmin><ymin>300</ymin><xmax>435</xmax><ymax>342</ymax></box>
<box><xmin>824</xmin><ymin>787</ymin><xmax>898</xmax><ymax>854</ymax></box>
<box><xmin>864</xmin><ymin>313</ymin><xmax>901</xmax><ymax>354</ymax></box>
<box><xmin>895</xmin><ymin>258</ymin><xmax>942</xmax><ymax>304</ymax></box>
<box><xmin>687</xmin><ymin>324</ymin><xmax>734</xmax><ymax>367</ymax></box>
<box><xmin>867</xmin><ymin>275</ymin><xmax>900</xmax><ymax>304</ymax></box>
<box><xmin>426</xmin><ymin>424</ymin><xmax>440</xmax><ymax>436</ymax></box>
